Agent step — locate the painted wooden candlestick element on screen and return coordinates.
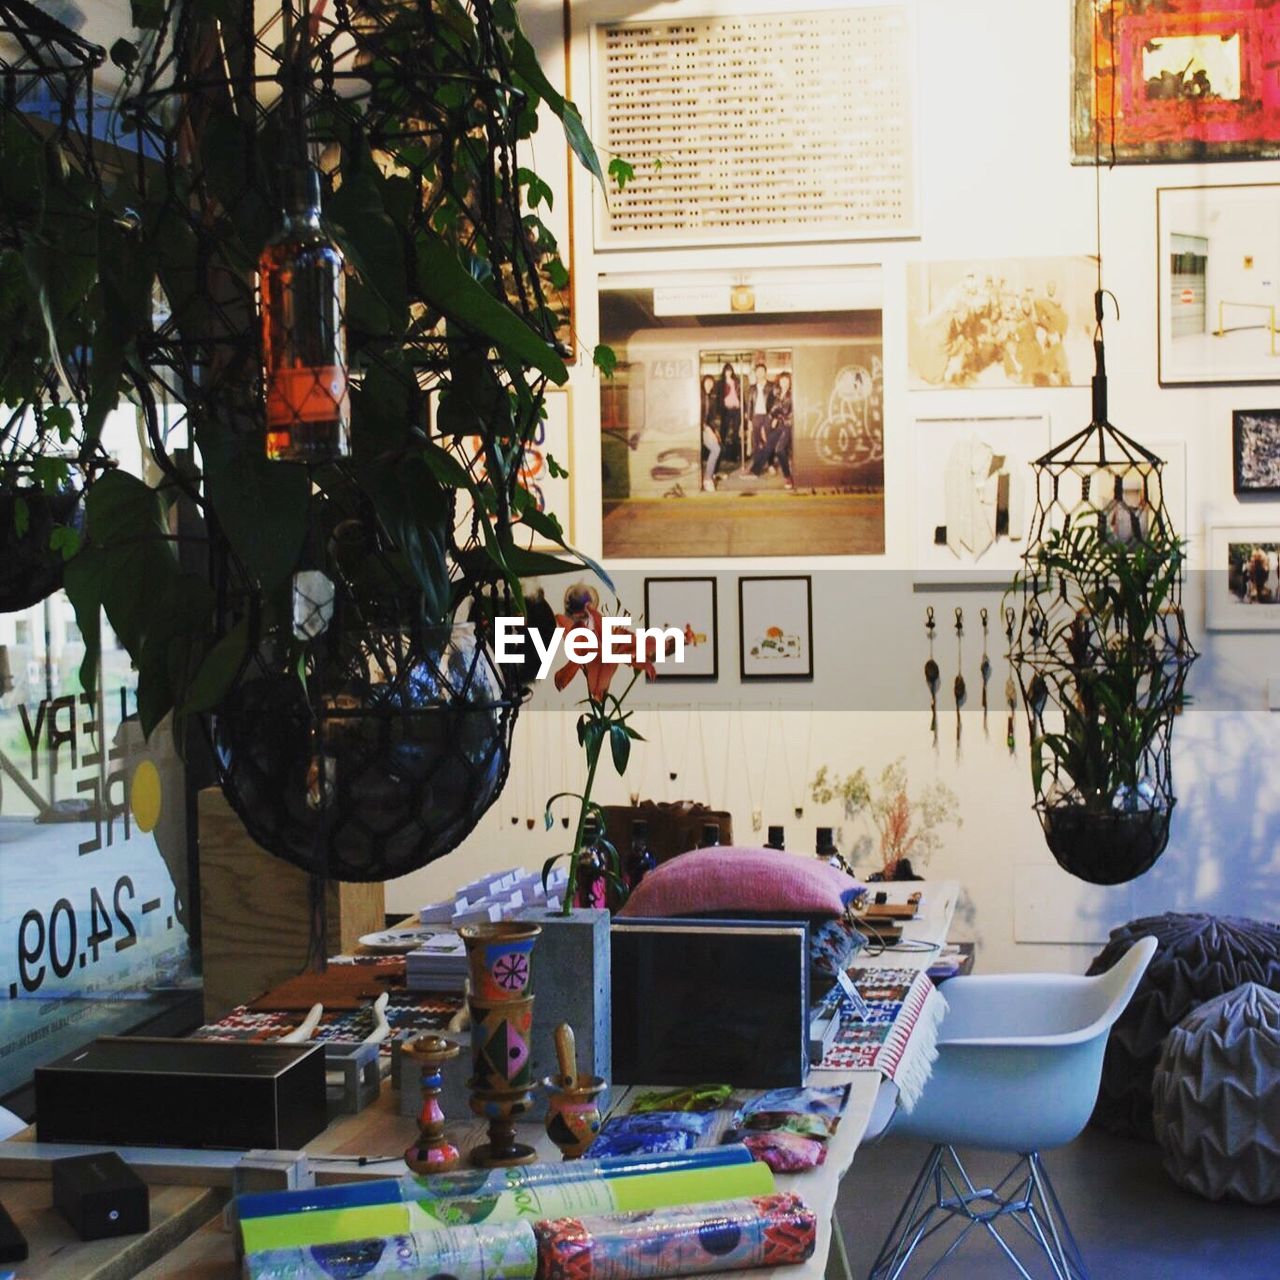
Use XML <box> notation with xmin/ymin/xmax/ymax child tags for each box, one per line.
<box><xmin>460</xmin><ymin>921</ymin><xmax>542</xmax><ymax>1168</ymax></box>
<box><xmin>542</xmin><ymin>1022</ymin><xmax>606</xmax><ymax>1160</ymax></box>
<box><xmin>402</xmin><ymin>1035</ymin><xmax>462</xmax><ymax>1175</ymax></box>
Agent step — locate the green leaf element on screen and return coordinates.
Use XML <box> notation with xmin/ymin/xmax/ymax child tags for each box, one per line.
<box><xmin>593</xmin><ymin>344</ymin><xmax>618</xmax><ymax>378</ymax></box>
<box><xmin>415</xmin><ymin>239</ymin><xmax>567</xmax><ymax>384</ymax></box>
<box><xmin>198</xmin><ymin>428</ymin><xmax>310</xmax><ymax>593</ymax></box>
<box><xmin>541</xmin><ymin>854</ymin><xmax>563</xmax><ymax>893</ymax></box>
<box><xmin>180</xmin><ymin>619</ymin><xmax>249</xmax><ymax>716</ymax></box>
<box><xmin>508</xmin><ymin>26</ymin><xmax>605</xmax><ymax>185</ymax></box>
<box><xmin>49</xmin><ymin>524</ymin><xmax>81</xmax><ymax>561</ymax></box>
<box><xmin>62</xmin><ymin>549</ymin><xmax>102</xmax><ymax>698</ymax></box>
<box><xmin>607</xmin><ymin>157</ymin><xmax>634</xmax><ymax>191</ymax></box>
<box><xmin>609</xmin><ymin>721</ymin><xmax>631</xmax><ymax>775</ymax></box>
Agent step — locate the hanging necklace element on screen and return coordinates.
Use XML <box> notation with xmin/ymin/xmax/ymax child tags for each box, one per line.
<box><xmin>524</xmin><ymin>713</ymin><xmax>536</xmax><ymax>829</ymax></box>
<box><xmin>1004</xmin><ymin>606</ymin><xmax>1018</xmax><ymax>755</ymax></box>
<box><xmin>779</xmin><ymin>703</ymin><xmax>815</xmax><ymax>820</ymax></box>
<box><xmin>694</xmin><ymin>706</ymin><xmax>713</xmax><ymax>805</ymax></box>
<box><xmin>924</xmin><ymin>607</ymin><xmax>940</xmax><ymax>744</ymax></box>
<box><xmin>739</xmin><ymin>705</ymin><xmax>770</xmax><ymax>833</ymax></box>
<box><xmin>668</xmin><ymin>707</ymin><xmax>693</xmax><ymax>786</ymax></box>
<box><xmin>953</xmin><ymin>607</ymin><xmax>966</xmax><ymax>749</ymax></box>
<box><xmin>979</xmin><ymin>607</ymin><xmax>991</xmax><ymax>735</ymax></box>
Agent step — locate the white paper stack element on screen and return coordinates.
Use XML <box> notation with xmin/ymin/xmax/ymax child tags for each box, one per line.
<box><xmin>404</xmin><ymin>931</ymin><xmax>469</xmax><ymax>993</ymax></box>
<box><xmin>416</xmin><ymin>866</ymin><xmax>570</xmax><ymax>930</ymax></box>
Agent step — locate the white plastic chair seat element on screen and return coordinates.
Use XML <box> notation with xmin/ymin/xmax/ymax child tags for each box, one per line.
<box><xmin>887</xmin><ymin>936</ymin><xmax>1158</xmax><ymax>1153</ymax></box>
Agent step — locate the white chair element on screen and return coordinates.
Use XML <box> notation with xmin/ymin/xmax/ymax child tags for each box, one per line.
<box><xmin>868</xmin><ymin>936</ymin><xmax>1157</xmax><ymax>1280</ymax></box>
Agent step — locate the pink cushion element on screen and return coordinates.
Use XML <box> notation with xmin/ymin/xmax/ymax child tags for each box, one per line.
<box><xmin>618</xmin><ymin>847</ymin><xmax>861</xmax><ymax>919</ymax></box>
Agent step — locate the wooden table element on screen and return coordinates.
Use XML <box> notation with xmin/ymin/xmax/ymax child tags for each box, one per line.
<box><xmin>5</xmin><ymin>883</ymin><xmax>958</xmax><ymax>1280</ymax></box>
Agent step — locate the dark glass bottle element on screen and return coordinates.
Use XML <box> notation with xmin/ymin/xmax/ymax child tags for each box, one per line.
<box><xmin>766</xmin><ymin>824</ymin><xmax>785</xmax><ymax>851</ymax></box>
<box><xmin>699</xmin><ymin>821</ymin><xmax>721</xmax><ymax>848</ymax></box>
<box><xmin>816</xmin><ymin>827</ymin><xmax>837</xmax><ymax>857</ymax></box>
<box><xmin>626</xmin><ymin>818</ymin><xmax>656</xmax><ymax>888</ymax></box>
<box><xmin>574</xmin><ymin>815</ymin><xmax>611</xmax><ymax>910</ymax></box>
<box><xmin>260</xmin><ymin>165</ymin><xmax>350</xmax><ymax>463</ymax></box>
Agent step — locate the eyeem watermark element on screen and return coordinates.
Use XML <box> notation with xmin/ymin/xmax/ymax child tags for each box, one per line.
<box><xmin>493</xmin><ymin>617</ymin><xmax>686</xmax><ymax>681</ymax></box>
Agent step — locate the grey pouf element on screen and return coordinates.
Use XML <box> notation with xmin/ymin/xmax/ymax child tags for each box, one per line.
<box><xmin>1153</xmin><ymin>983</ymin><xmax>1280</xmax><ymax>1204</ymax></box>
<box><xmin>1087</xmin><ymin>913</ymin><xmax>1280</xmax><ymax>1139</ymax></box>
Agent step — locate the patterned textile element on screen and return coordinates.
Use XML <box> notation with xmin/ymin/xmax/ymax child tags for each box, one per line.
<box><xmin>194</xmin><ymin>992</ymin><xmax>463</xmax><ymax>1050</ymax></box>
<box><xmin>810</xmin><ymin>918</ymin><xmax>867</xmax><ymax>981</ymax></box>
<box><xmin>813</xmin><ymin>967</ymin><xmax>947</xmax><ymax>1111</ymax></box>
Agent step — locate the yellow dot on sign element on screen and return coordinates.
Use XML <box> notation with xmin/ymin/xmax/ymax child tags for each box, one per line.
<box><xmin>131</xmin><ymin>761</ymin><xmax>162</xmax><ymax>833</ymax></box>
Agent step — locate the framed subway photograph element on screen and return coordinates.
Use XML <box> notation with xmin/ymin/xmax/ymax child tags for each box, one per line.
<box><xmin>738</xmin><ymin>575</ymin><xmax>814</xmax><ymax>681</ymax></box>
<box><xmin>1158</xmin><ymin>184</ymin><xmax>1280</xmax><ymax>386</ymax></box>
<box><xmin>643</xmin><ymin>577</ymin><xmax>719</xmax><ymax>681</ymax></box>
<box><xmin>1233</xmin><ymin>409</ymin><xmax>1280</xmax><ymax>494</ymax></box>
<box><xmin>1206</xmin><ymin>524</ymin><xmax>1280</xmax><ymax>631</ymax></box>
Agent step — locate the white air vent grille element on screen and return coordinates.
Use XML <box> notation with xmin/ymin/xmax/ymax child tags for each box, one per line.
<box><xmin>593</xmin><ymin>7</ymin><xmax>917</xmax><ymax>247</ymax></box>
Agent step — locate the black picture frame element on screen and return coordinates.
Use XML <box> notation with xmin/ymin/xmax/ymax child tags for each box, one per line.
<box><xmin>641</xmin><ymin>576</ymin><xmax>719</xmax><ymax>681</ymax></box>
<box><xmin>1233</xmin><ymin>409</ymin><xmax>1280</xmax><ymax>495</ymax></box>
<box><xmin>738</xmin><ymin>575</ymin><xmax>814</xmax><ymax>682</ymax></box>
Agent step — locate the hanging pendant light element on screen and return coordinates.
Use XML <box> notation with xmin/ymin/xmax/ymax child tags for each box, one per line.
<box><xmin>1009</xmin><ymin>2</ymin><xmax>1198</xmax><ymax>885</ymax></box>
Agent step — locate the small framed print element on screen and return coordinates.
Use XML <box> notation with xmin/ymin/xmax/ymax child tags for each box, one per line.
<box><xmin>1233</xmin><ymin>410</ymin><xmax>1280</xmax><ymax>495</ymax></box>
<box><xmin>1206</xmin><ymin>524</ymin><xmax>1280</xmax><ymax>631</ymax></box>
<box><xmin>738</xmin><ymin>575</ymin><xmax>813</xmax><ymax>682</ymax></box>
<box><xmin>643</xmin><ymin>577</ymin><xmax>718</xmax><ymax>681</ymax></box>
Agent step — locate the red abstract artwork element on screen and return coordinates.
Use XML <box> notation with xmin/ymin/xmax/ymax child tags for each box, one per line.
<box><xmin>1071</xmin><ymin>0</ymin><xmax>1280</xmax><ymax>163</ymax></box>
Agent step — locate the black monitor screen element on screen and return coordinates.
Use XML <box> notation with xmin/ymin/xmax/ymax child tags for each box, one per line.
<box><xmin>611</xmin><ymin>919</ymin><xmax>809</xmax><ymax>1089</ymax></box>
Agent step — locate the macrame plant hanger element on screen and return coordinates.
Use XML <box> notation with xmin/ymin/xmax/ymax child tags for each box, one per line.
<box><xmin>1009</xmin><ymin>2</ymin><xmax>1197</xmax><ymax>885</ymax></box>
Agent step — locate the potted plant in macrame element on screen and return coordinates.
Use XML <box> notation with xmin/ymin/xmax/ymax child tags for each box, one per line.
<box><xmin>31</xmin><ymin>0</ymin><xmax>614</xmax><ymax>898</ymax></box>
<box><xmin>811</xmin><ymin>759</ymin><xmax>960</xmax><ymax>881</ymax></box>
<box><xmin>1011</xmin><ymin>520</ymin><xmax>1194</xmax><ymax>885</ymax></box>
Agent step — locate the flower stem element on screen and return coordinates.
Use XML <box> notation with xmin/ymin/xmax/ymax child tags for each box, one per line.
<box><xmin>563</xmin><ymin>741</ymin><xmax>602</xmax><ymax>916</ymax></box>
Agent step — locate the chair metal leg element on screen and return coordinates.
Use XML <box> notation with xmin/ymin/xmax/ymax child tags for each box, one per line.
<box><xmin>867</xmin><ymin>1146</ymin><xmax>1090</xmax><ymax>1280</ymax></box>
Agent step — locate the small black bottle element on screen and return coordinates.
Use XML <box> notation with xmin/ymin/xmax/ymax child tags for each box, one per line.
<box><xmin>574</xmin><ymin>814</ymin><xmax>610</xmax><ymax>909</ymax></box>
<box><xmin>765</xmin><ymin>824</ymin><xmax>786</xmax><ymax>851</ymax></box>
<box><xmin>627</xmin><ymin>818</ymin><xmax>656</xmax><ymax>888</ymax></box>
<box><xmin>816</xmin><ymin>826</ymin><xmax>837</xmax><ymax>857</ymax></box>
<box><xmin>699</xmin><ymin>821</ymin><xmax>721</xmax><ymax>848</ymax></box>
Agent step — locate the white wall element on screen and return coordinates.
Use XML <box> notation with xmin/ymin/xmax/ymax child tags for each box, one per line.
<box><xmin>389</xmin><ymin>0</ymin><xmax>1280</xmax><ymax>974</ymax></box>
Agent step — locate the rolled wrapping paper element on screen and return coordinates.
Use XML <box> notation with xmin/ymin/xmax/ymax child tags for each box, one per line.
<box><xmin>237</xmin><ymin>1146</ymin><xmax>756</xmax><ymax>1222</ymax></box>
<box><xmin>245</xmin><ymin>1195</ymin><xmax>816</xmax><ymax>1280</ymax></box>
<box><xmin>240</xmin><ymin>1161</ymin><xmax>775</xmax><ymax>1255</ymax></box>
<box><xmin>533</xmin><ymin>1193</ymin><xmax>818</xmax><ymax>1280</ymax></box>
<box><xmin>245</xmin><ymin>1220</ymin><xmax>538</xmax><ymax>1280</ymax></box>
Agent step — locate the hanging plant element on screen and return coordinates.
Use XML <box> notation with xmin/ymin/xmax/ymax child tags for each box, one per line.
<box><xmin>1011</xmin><ymin>427</ymin><xmax>1197</xmax><ymax>885</ymax></box>
<box><xmin>0</xmin><ymin>2</ymin><xmax>121</xmax><ymax>612</ymax></box>
<box><xmin>33</xmin><ymin>0</ymin><xmax>613</xmax><ymax>881</ymax></box>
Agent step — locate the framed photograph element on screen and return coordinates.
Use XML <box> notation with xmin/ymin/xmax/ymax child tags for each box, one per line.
<box><xmin>599</xmin><ymin>266</ymin><xmax>885</xmax><ymax>559</ymax></box>
<box><xmin>1158</xmin><ymin>184</ymin><xmax>1280</xmax><ymax>386</ymax></box>
<box><xmin>1071</xmin><ymin>0</ymin><xmax>1280</xmax><ymax>165</ymax></box>
<box><xmin>643</xmin><ymin>577</ymin><xmax>719</xmax><ymax>682</ymax></box>
<box><xmin>912</xmin><ymin>415</ymin><xmax>1051</xmax><ymax>585</ymax></box>
<box><xmin>906</xmin><ymin>258</ymin><xmax>1097</xmax><ymax>390</ymax></box>
<box><xmin>1234</xmin><ymin>410</ymin><xmax>1280</xmax><ymax>494</ymax></box>
<box><xmin>589</xmin><ymin>6</ymin><xmax>918</xmax><ymax>248</ymax></box>
<box><xmin>738</xmin><ymin>576</ymin><xmax>813</xmax><ymax>681</ymax></box>
<box><xmin>1206</xmin><ymin>525</ymin><xmax>1280</xmax><ymax>630</ymax></box>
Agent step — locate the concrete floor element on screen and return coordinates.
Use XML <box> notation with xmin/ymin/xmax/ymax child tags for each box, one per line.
<box><xmin>835</xmin><ymin>1127</ymin><xmax>1280</xmax><ymax>1279</ymax></box>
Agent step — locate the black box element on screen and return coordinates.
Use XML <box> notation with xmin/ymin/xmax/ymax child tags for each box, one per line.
<box><xmin>52</xmin><ymin>1152</ymin><xmax>149</xmax><ymax>1241</ymax></box>
<box><xmin>35</xmin><ymin>1038</ymin><xmax>327</xmax><ymax>1150</ymax></box>
<box><xmin>611</xmin><ymin>919</ymin><xmax>810</xmax><ymax>1088</ymax></box>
